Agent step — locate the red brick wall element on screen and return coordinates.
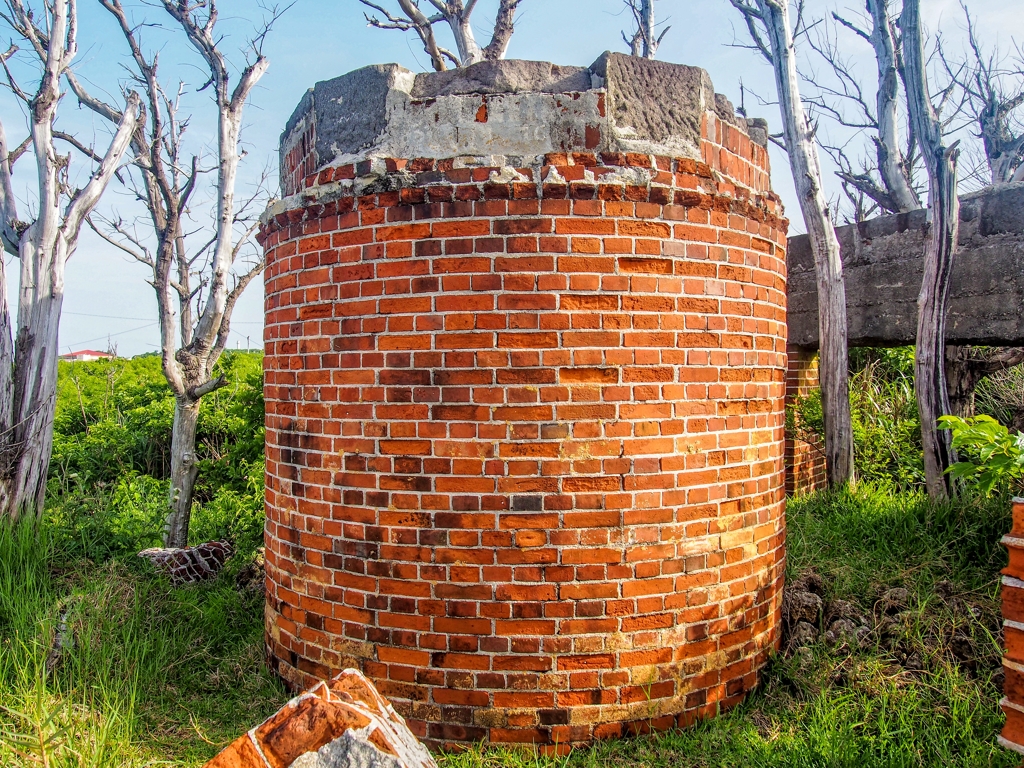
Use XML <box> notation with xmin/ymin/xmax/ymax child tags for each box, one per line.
<box><xmin>260</xmin><ymin>123</ymin><xmax>789</xmax><ymax>748</ymax></box>
<box><xmin>784</xmin><ymin>346</ymin><xmax>827</xmax><ymax>496</ymax></box>
<box><xmin>1000</xmin><ymin>498</ymin><xmax>1024</xmax><ymax>756</ymax></box>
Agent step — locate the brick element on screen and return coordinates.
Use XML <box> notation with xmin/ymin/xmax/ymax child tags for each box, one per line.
<box><xmin>264</xmin><ymin>130</ymin><xmax>789</xmax><ymax>749</ymax></box>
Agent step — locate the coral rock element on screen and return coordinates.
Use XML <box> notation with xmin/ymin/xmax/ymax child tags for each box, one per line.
<box><xmin>788</xmin><ymin>620</ymin><xmax>819</xmax><ymax>649</ymax></box>
<box><xmin>204</xmin><ymin>669</ymin><xmax>436</xmax><ymax>768</ymax></box>
<box><xmin>785</xmin><ymin>590</ymin><xmax>823</xmax><ymax>626</ymax></box>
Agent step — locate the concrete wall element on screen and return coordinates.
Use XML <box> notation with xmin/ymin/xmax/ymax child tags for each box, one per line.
<box><xmin>787</xmin><ymin>183</ymin><xmax>1024</xmax><ymax>349</ymax></box>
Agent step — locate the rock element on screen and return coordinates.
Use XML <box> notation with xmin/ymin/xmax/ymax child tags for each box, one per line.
<box><xmin>785</xmin><ymin>590</ymin><xmax>823</xmax><ymax>626</ymax></box>
<box><xmin>903</xmin><ymin>652</ymin><xmax>924</xmax><ymax>671</ymax></box>
<box><xmin>826</xmin><ymin>599</ymin><xmax>866</xmax><ymax>625</ymax></box>
<box><xmin>952</xmin><ymin>598</ymin><xmax>982</xmax><ymax>621</ymax></box>
<box><xmin>875</xmin><ymin>615</ymin><xmax>897</xmax><ymax>638</ymax></box>
<box><xmin>934</xmin><ymin>580</ymin><xmax>955</xmax><ymax>600</ymax></box>
<box><xmin>824</xmin><ymin>618</ymin><xmax>861</xmax><ymax>646</ymax></box>
<box><xmin>794</xmin><ymin>646</ymin><xmax>814</xmax><ymax>669</ymax></box>
<box><xmin>204</xmin><ymin>669</ymin><xmax>436</xmax><ymax>768</ymax></box>
<box><xmin>790</xmin><ymin>570</ymin><xmax>826</xmax><ymax>596</ymax></box>
<box><xmin>950</xmin><ymin>632</ymin><xmax>976</xmax><ymax>664</ymax></box>
<box><xmin>788</xmin><ymin>620</ymin><xmax>820</xmax><ymax>649</ymax></box>
<box><xmin>290</xmin><ymin>731</ymin><xmax>403</xmax><ymax>768</ymax></box>
<box><xmin>138</xmin><ymin>541</ymin><xmax>233</xmax><ymax>585</ymax></box>
<box><xmin>879</xmin><ymin>588</ymin><xmax>911</xmax><ymax>614</ymax></box>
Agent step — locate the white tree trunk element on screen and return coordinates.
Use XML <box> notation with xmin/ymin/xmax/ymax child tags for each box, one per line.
<box><xmin>758</xmin><ymin>0</ymin><xmax>855</xmax><ymax>486</ymax></box>
<box><xmin>147</xmin><ymin>1</ymin><xmax>269</xmax><ymax>545</ymax></box>
<box><xmin>867</xmin><ymin>0</ymin><xmax>920</xmax><ymax>213</ymax></box>
<box><xmin>902</xmin><ymin>0</ymin><xmax>959</xmax><ymax>500</ymax></box>
<box><xmin>164</xmin><ymin>397</ymin><xmax>201</xmax><ymax>547</ymax></box>
<box><xmin>0</xmin><ymin>1</ymin><xmax>140</xmax><ymax>520</ymax></box>
<box><xmin>0</xmin><ymin>239</ymin><xmax>65</xmax><ymax>518</ymax></box>
<box><xmin>449</xmin><ymin>12</ymin><xmax>483</xmax><ymax>65</ymax></box>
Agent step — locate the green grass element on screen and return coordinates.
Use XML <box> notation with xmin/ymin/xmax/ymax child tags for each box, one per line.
<box><xmin>0</xmin><ymin>521</ymin><xmax>286</xmax><ymax>766</ymax></box>
<box><xmin>0</xmin><ymin>485</ymin><xmax>1017</xmax><ymax>766</ymax></box>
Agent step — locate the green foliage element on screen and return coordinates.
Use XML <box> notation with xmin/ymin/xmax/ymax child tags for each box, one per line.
<box><xmin>47</xmin><ymin>351</ymin><xmax>266</xmax><ymax>560</ymax></box>
<box><xmin>940</xmin><ymin>414</ymin><xmax>1024</xmax><ymax>496</ymax></box>
<box><xmin>849</xmin><ymin>346</ymin><xmax>916</xmax><ymax>379</ymax></box>
<box><xmin>848</xmin><ymin>355</ymin><xmax>924</xmax><ymax>491</ymax></box>
<box><xmin>45</xmin><ymin>474</ymin><xmax>168</xmax><ymax>560</ymax></box>
<box><xmin>52</xmin><ymin>355</ymin><xmax>172</xmax><ymax>486</ymax></box>
<box><xmin>189</xmin><ymin>469</ymin><xmax>266</xmax><ymax>559</ymax></box>
<box><xmin>789</xmin><ymin>348</ymin><xmax>924</xmax><ymax>490</ymax></box>
<box><xmin>0</xmin><ymin>518</ymin><xmax>286</xmax><ymax>767</ymax></box>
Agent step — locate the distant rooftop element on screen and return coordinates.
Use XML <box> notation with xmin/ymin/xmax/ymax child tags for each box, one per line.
<box><xmin>61</xmin><ymin>350</ymin><xmax>115</xmax><ymax>361</ymax></box>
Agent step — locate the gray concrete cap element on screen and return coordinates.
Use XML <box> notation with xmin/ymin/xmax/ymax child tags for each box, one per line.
<box><xmin>591</xmin><ymin>52</ymin><xmax>714</xmax><ymax>159</ymax></box>
<box><xmin>411</xmin><ymin>60</ymin><xmax>592</xmax><ymax>97</ymax></box>
<box><xmin>280</xmin><ymin>53</ymin><xmax>764</xmax><ymax>190</ymax></box>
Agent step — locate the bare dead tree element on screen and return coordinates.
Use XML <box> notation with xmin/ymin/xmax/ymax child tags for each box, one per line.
<box><xmin>359</xmin><ymin>0</ymin><xmax>521</xmax><ymax>71</ymax></box>
<box><xmin>939</xmin><ymin>2</ymin><xmax>1024</xmax><ymax>184</ymax></box>
<box><xmin>865</xmin><ymin>0</ymin><xmax>921</xmax><ymax>211</ymax></box>
<box><xmin>0</xmin><ymin>0</ymin><xmax>140</xmax><ymax>520</ymax></box>
<box><xmin>730</xmin><ymin>0</ymin><xmax>856</xmax><ymax>487</ymax></box>
<box><xmin>935</xmin><ymin>6</ymin><xmax>1024</xmax><ymax>422</ymax></box>
<box><xmin>67</xmin><ymin>0</ymin><xmax>274</xmax><ymax>547</ymax></box>
<box><xmin>805</xmin><ymin>1</ymin><xmax>922</xmax><ymax>216</ymax></box>
<box><xmin>622</xmin><ymin>0</ymin><xmax>669</xmax><ymax>59</ymax></box>
<box><xmin>901</xmin><ymin>0</ymin><xmax>961</xmax><ymax>499</ymax></box>
<box><xmin>809</xmin><ymin>2</ymin><xmax>1015</xmax><ymax>446</ymax></box>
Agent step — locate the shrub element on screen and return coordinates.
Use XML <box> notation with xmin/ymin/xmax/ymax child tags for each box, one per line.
<box><xmin>940</xmin><ymin>414</ymin><xmax>1024</xmax><ymax>496</ymax></box>
<box><xmin>790</xmin><ymin>348</ymin><xmax>924</xmax><ymax>490</ymax></box>
<box><xmin>848</xmin><ymin>355</ymin><xmax>924</xmax><ymax>490</ymax></box>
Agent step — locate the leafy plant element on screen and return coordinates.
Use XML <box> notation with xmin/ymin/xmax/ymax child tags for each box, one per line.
<box><xmin>940</xmin><ymin>414</ymin><xmax>1024</xmax><ymax>495</ymax></box>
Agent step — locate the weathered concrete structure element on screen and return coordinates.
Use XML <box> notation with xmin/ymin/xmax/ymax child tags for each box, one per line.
<box><xmin>785</xmin><ymin>183</ymin><xmax>1024</xmax><ymax>496</ymax></box>
<box><xmin>787</xmin><ymin>183</ymin><xmax>1024</xmax><ymax>349</ymax></box>
<box><xmin>260</xmin><ymin>54</ymin><xmax>788</xmax><ymax>748</ymax></box>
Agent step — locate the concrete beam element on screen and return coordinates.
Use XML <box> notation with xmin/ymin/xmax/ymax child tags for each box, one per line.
<box><xmin>787</xmin><ymin>183</ymin><xmax>1024</xmax><ymax>349</ymax></box>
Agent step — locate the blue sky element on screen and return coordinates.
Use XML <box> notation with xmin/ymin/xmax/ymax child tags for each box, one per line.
<box><xmin>1</xmin><ymin>0</ymin><xmax>1020</xmax><ymax>357</ymax></box>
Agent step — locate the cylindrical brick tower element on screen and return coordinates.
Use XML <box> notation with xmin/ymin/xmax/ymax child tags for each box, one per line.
<box><xmin>260</xmin><ymin>53</ymin><xmax>788</xmax><ymax>749</ymax></box>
